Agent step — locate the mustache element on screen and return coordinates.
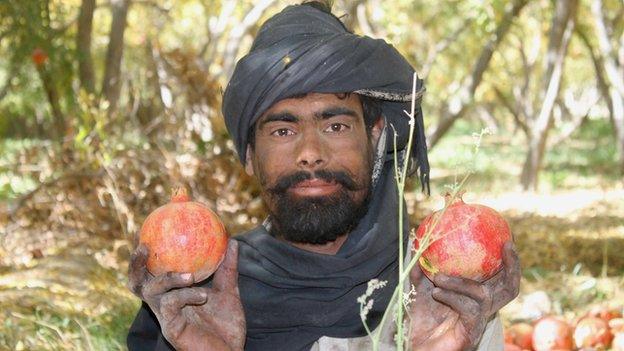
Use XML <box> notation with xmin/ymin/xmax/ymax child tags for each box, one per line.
<box><xmin>267</xmin><ymin>169</ymin><xmax>362</xmax><ymax>194</ymax></box>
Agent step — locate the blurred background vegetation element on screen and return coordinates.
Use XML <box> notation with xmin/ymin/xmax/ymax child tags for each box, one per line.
<box><xmin>0</xmin><ymin>0</ymin><xmax>622</xmax><ymax>349</ymax></box>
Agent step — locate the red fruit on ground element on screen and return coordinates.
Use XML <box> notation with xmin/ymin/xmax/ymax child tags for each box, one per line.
<box><xmin>613</xmin><ymin>332</ymin><xmax>624</xmax><ymax>351</ymax></box>
<box><xmin>506</xmin><ymin>323</ymin><xmax>534</xmax><ymax>350</ymax></box>
<box><xmin>586</xmin><ymin>305</ymin><xmax>623</xmax><ymax>323</ymax></box>
<box><xmin>504</xmin><ymin>343</ymin><xmax>523</xmax><ymax>351</ymax></box>
<box><xmin>139</xmin><ymin>188</ymin><xmax>228</xmax><ymax>282</ymax></box>
<box><xmin>413</xmin><ymin>193</ymin><xmax>512</xmax><ymax>282</ymax></box>
<box><xmin>532</xmin><ymin>316</ymin><xmax>573</xmax><ymax>351</ymax></box>
<box><xmin>31</xmin><ymin>48</ymin><xmax>48</xmax><ymax>66</ymax></box>
<box><xmin>610</xmin><ymin>319</ymin><xmax>624</xmax><ymax>351</ymax></box>
<box><xmin>573</xmin><ymin>316</ymin><xmax>613</xmax><ymax>349</ymax></box>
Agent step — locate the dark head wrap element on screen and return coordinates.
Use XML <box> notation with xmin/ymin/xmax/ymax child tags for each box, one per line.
<box><xmin>222</xmin><ymin>2</ymin><xmax>429</xmax><ymax>191</ymax></box>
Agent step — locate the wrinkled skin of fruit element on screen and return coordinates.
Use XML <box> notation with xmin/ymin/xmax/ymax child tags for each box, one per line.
<box><xmin>414</xmin><ymin>193</ymin><xmax>512</xmax><ymax>282</ymax></box>
<box><xmin>139</xmin><ymin>188</ymin><xmax>228</xmax><ymax>282</ymax></box>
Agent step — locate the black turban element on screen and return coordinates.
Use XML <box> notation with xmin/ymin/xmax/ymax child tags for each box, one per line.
<box><xmin>222</xmin><ymin>3</ymin><xmax>429</xmax><ymax>191</ymax></box>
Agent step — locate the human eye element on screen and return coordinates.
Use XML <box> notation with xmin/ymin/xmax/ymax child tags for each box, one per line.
<box><xmin>271</xmin><ymin>128</ymin><xmax>295</xmax><ymax>137</ymax></box>
<box><xmin>324</xmin><ymin>123</ymin><xmax>351</xmax><ymax>133</ymax></box>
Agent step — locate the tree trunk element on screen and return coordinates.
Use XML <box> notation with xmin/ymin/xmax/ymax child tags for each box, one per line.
<box><xmin>520</xmin><ymin>0</ymin><xmax>578</xmax><ymax>190</ymax></box>
<box><xmin>221</xmin><ymin>0</ymin><xmax>278</xmax><ymax>79</ymax></box>
<box><xmin>611</xmin><ymin>88</ymin><xmax>624</xmax><ymax>175</ymax></box>
<box><xmin>426</xmin><ymin>0</ymin><xmax>528</xmax><ymax>148</ymax></box>
<box><xmin>577</xmin><ymin>26</ymin><xmax>624</xmax><ymax>174</ymax></box>
<box><xmin>102</xmin><ymin>0</ymin><xmax>131</xmax><ymax>113</ymax></box>
<box><xmin>591</xmin><ymin>0</ymin><xmax>624</xmax><ymax>175</ymax></box>
<box><xmin>36</xmin><ymin>66</ymin><xmax>65</xmax><ymax>140</ymax></box>
<box><xmin>77</xmin><ymin>0</ymin><xmax>96</xmax><ymax>93</ymax></box>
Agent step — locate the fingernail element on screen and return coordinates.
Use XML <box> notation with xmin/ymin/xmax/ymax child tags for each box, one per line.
<box><xmin>181</xmin><ymin>273</ymin><xmax>192</xmax><ymax>280</ymax></box>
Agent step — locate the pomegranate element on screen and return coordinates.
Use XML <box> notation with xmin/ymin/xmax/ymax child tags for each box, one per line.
<box><xmin>31</xmin><ymin>48</ymin><xmax>48</xmax><ymax>66</ymax></box>
<box><xmin>504</xmin><ymin>343</ymin><xmax>523</xmax><ymax>351</ymax></box>
<box><xmin>532</xmin><ymin>316</ymin><xmax>573</xmax><ymax>351</ymax></box>
<box><xmin>586</xmin><ymin>305</ymin><xmax>622</xmax><ymax>323</ymax></box>
<box><xmin>505</xmin><ymin>323</ymin><xmax>534</xmax><ymax>350</ymax></box>
<box><xmin>139</xmin><ymin>187</ymin><xmax>228</xmax><ymax>281</ymax></box>
<box><xmin>573</xmin><ymin>316</ymin><xmax>612</xmax><ymax>349</ymax></box>
<box><xmin>610</xmin><ymin>318</ymin><xmax>624</xmax><ymax>351</ymax></box>
<box><xmin>414</xmin><ymin>193</ymin><xmax>511</xmax><ymax>282</ymax></box>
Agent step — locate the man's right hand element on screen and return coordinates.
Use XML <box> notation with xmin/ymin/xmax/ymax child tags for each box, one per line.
<box><xmin>128</xmin><ymin>240</ymin><xmax>245</xmax><ymax>351</ymax></box>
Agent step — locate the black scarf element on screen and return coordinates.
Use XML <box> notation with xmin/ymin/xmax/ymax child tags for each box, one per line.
<box><xmin>235</xmin><ymin>156</ymin><xmax>407</xmax><ymax>351</ymax></box>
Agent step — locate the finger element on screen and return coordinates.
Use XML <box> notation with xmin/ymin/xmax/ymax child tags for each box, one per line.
<box><xmin>409</xmin><ymin>262</ymin><xmax>435</xmax><ymax>294</ymax></box>
<box><xmin>433</xmin><ymin>274</ymin><xmax>491</xmax><ymax>307</ymax></box>
<box><xmin>431</xmin><ymin>288</ymin><xmax>486</xmax><ymax>345</ymax></box>
<box><xmin>213</xmin><ymin>240</ymin><xmax>239</xmax><ymax>292</ymax></box>
<box><xmin>160</xmin><ymin>287</ymin><xmax>208</xmax><ymax>323</ymax></box>
<box><xmin>502</xmin><ymin>241</ymin><xmax>521</xmax><ymax>288</ymax></box>
<box><xmin>409</xmin><ymin>261</ymin><xmax>424</xmax><ymax>283</ymax></box>
<box><xmin>489</xmin><ymin>241</ymin><xmax>521</xmax><ymax>312</ymax></box>
<box><xmin>128</xmin><ymin>244</ymin><xmax>149</xmax><ymax>297</ymax></box>
<box><xmin>142</xmin><ymin>271</ymin><xmax>195</xmax><ymax>299</ymax></box>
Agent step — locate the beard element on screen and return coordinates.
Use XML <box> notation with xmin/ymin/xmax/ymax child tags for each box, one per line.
<box><xmin>264</xmin><ymin>169</ymin><xmax>372</xmax><ymax>245</ymax></box>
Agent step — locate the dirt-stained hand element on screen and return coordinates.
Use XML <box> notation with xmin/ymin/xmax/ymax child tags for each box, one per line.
<box><xmin>407</xmin><ymin>241</ymin><xmax>520</xmax><ymax>351</ymax></box>
<box><xmin>128</xmin><ymin>240</ymin><xmax>245</xmax><ymax>351</ymax></box>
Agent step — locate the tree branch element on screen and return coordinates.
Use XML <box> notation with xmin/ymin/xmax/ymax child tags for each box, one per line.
<box><xmin>591</xmin><ymin>0</ymin><xmax>624</xmax><ymax>97</ymax></box>
<box><xmin>221</xmin><ymin>0</ymin><xmax>278</xmax><ymax>79</ymax></box>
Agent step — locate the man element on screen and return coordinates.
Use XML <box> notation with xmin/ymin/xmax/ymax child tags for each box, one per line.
<box><xmin>127</xmin><ymin>2</ymin><xmax>520</xmax><ymax>350</ymax></box>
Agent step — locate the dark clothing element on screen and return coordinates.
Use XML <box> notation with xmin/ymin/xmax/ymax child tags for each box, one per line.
<box><xmin>127</xmin><ymin>158</ymin><xmax>408</xmax><ymax>351</ymax></box>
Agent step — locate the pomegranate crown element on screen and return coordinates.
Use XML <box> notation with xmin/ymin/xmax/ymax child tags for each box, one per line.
<box><xmin>171</xmin><ymin>187</ymin><xmax>190</xmax><ymax>202</ymax></box>
<box><xmin>443</xmin><ymin>190</ymin><xmax>466</xmax><ymax>206</ymax></box>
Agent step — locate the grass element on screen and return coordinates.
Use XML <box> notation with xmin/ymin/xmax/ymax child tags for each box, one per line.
<box><xmin>0</xmin><ymin>245</ymin><xmax>141</xmax><ymax>350</ymax></box>
<box><xmin>0</xmin><ymin>138</ymin><xmax>44</xmax><ymax>201</ymax></box>
<box><xmin>423</xmin><ymin>117</ymin><xmax>621</xmax><ymax>193</ymax></box>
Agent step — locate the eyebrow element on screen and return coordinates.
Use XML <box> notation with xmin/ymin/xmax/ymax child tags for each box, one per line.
<box><xmin>258</xmin><ymin>107</ymin><xmax>359</xmax><ymax>129</ymax></box>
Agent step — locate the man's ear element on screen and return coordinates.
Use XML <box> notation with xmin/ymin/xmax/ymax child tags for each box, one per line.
<box><xmin>244</xmin><ymin>144</ymin><xmax>255</xmax><ymax>176</ymax></box>
<box><xmin>370</xmin><ymin>116</ymin><xmax>385</xmax><ymax>147</ymax></box>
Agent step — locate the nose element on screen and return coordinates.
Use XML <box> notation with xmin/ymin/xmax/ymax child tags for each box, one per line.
<box><xmin>296</xmin><ymin>129</ymin><xmax>327</xmax><ymax>170</ymax></box>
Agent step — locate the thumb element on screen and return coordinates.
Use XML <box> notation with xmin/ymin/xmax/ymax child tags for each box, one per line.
<box><xmin>213</xmin><ymin>240</ymin><xmax>239</xmax><ymax>292</ymax></box>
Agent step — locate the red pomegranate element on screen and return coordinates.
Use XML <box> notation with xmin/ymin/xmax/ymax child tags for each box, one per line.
<box><xmin>31</xmin><ymin>48</ymin><xmax>48</xmax><ymax>66</ymax></box>
<box><xmin>504</xmin><ymin>343</ymin><xmax>523</xmax><ymax>351</ymax></box>
<box><xmin>573</xmin><ymin>316</ymin><xmax>613</xmax><ymax>349</ymax></box>
<box><xmin>532</xmin><ymin>316</ymin><xmax>573</xmax><ymax>351</ymax></box>
<box><xmin>413</xmin><ymin>193</ymin><xmax>511</xmax><ymax>282</ymax></box>
<box><xmin>586</xmin><ymin>305</ymin><xmax>622</xmax><ymax>323</ymax></box>
<box><xmin>505</xmin><ymin>323</ymin><xmax>534</xmax><ymax>350</ymax></box>
<box><xmin>139</xmin><ymin>187</ymin><xmax>228</xmax><ymax>281</ymax></box>
<box><xmin>610</xmin><ymin>318</ymin><xmax>624</xmax><ymax>351</ymax></box>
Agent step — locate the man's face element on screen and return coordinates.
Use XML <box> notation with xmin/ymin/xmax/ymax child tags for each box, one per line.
<box><xmin>245</xmin><ymin>93</ymin><xmax>383</xmax><ymax>245</ymax></box>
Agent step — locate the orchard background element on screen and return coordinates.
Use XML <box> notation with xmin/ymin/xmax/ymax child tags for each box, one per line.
<box><xmin>0</xmin><ymin>0</ymin><xmax>622</xmax><ymax>349</ymax></box>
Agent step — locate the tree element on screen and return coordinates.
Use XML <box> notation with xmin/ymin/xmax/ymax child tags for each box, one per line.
<box><xmin>518</xmin><ymin>0</ymin><xmax>579</xmax><ymax>190</ymax></box>
<box><xmin>77</xmin><ymin>0</ymin><xmax>96</xmax><ymax>94</ymax></box>
<box><xmin>425</xmin><ymin>0</ymin><xmax>529</xmax><ymax>149</ymax></box>
<box><xmin>102</xmin><ymin>0</ymin><xmax>131</xmax><ymax>114</ymax></box>
<box><xmin>589</xmin><ymin>0</ymin><xmax>624</xmax><ymax>175</ymax></box>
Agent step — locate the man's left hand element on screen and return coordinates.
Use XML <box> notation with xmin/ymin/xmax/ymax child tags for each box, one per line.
<box><xmin>407</xmin><ymin>241</ymin><xmax>521</xmax><ymax>351</ymax></box>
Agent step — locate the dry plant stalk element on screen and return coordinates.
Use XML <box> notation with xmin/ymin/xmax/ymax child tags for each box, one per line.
<box><xmin>359</xmin><ymin>73</ymin><xmax>490</xmax><ymax>350</ymax></box>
